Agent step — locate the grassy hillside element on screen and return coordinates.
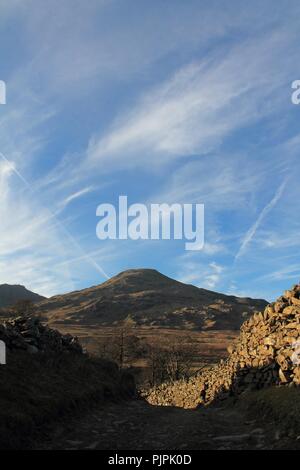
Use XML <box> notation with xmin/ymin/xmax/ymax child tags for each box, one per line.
<box><xmin>38</xmin><ymin>269</ymin><xmax>267</xmax><ymax>330</ymax></box>
<box><xmin>0</xmin><ymin>317</ymin><xmax>135</xmax><ymax>450</ymax></box>
<box><xmin>0</xmin><ymin>350</ymin><xmax>134</xmax><ymax>449</ymax></box>
<box><xmin>242</xmin><ymin>387</ymin><xmax>300</xmax><ymax>435</ymax></box>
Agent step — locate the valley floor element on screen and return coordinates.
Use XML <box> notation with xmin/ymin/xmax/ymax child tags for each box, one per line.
<box><xmin>37</xmin><ymin>398</ymin><xmax>300</xmax><ymax>451</ymax></box>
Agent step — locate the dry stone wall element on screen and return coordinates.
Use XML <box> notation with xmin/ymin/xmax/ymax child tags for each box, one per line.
<box><xmin>0</xmin><ymin>315</ymin><xmax>83</xmax><ymax>355</ymax></box>
<box><xmin>145</xmin><ymin>284</ymin><xmax>300</xmax><ymax>408</ymax></box>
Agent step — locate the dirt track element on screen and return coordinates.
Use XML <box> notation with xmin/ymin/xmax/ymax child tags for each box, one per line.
<box><xmin>37</xmin><ymin>398</ymin><xmax>299</xmax><ymax>450</ymax></box>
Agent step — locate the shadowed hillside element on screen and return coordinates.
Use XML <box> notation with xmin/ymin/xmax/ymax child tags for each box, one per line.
<box><xmin>0</xmin><ymin>284</ymin><xmax>45</xmax><ymax>308</ymax></box>
<box><xmin>0</xmin><ymin>315</ymin><xmax>135</xmax><ymax>449</ymax></box>
<box><xmin>38</xmin><ymin>269</ymin><xmax>267</xmax><ymax>330</ymax></box>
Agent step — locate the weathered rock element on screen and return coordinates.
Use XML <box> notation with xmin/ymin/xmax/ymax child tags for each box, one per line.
<box><xmin>144</xmin><ymin>283</ymin><xmax>300</xmax><ymax>408</ymax></box>
<box><xmin>0</xmin><ymin>315</ymin><xmax>83</xmax><ymax>355</ymax></box>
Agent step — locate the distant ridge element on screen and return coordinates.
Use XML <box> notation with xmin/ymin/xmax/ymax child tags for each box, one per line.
<box><xmin>0</xmin><ymin>284</ymin><xmax>46</xmax><ymax>308</ymax></box>
<box><xmin>38</xmin><ymin>268</ymin><xmax>267</xmax><ymax>330</ymax></box>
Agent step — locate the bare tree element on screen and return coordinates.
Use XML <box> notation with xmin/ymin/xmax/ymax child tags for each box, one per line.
<box><xmin>146</xmin><ymin>338</ymin><xmax>198</xmax><ymax>386</ymax></box>
<box><xmin>146</xmin><ymin>345</ymin><xmax>169</xmax><ymax>386</ymax></box>
<box><xmin>98</xmin><ymin>316</ymin><xmax>144</xmax><ymax>369</ymax></box>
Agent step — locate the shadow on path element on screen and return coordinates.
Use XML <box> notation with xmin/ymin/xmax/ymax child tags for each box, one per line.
<box><xmin>37</xmin><ymin>398</ymin><xmax>277</xmax><ymax>450</ymax></box>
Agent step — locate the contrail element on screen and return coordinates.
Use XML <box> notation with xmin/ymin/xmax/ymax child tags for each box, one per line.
<box><xmin>235</xmin><ymin>178</ymin><xmax>288</xmax><ymax>261</ymax></box>
<box><xmin>0</xmin><ymin>151</ymin><xmax>29</xmax><ymax>186</ymax></box>
<box><xmin>0</xmin><ymin>151</ymin><xmax>110</xmax><ymax>280</ymax></box>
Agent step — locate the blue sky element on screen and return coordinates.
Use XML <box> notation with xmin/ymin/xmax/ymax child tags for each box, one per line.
<box><xmin>0</xmin><ymin>0</ymin><xmax>300</xmax><ymax>300</ymax></box>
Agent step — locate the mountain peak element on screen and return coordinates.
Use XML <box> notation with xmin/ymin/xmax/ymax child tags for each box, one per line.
<box><xmin>39</xmin><ymin>268</ymin><xmax>267</xmax><ymax>330</ymax></box>
<box><xmin>103</xmin><ymin>268</ymin><xmax>179</xmax><ymax>288</ymax></box>
<box><xmin>111</xmin><ymin>268</ymin><xmax>165</xmax><ymax>280</ymax></box>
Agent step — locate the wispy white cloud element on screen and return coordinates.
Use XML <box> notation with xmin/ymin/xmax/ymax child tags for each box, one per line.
<box><xmin>259</xmin><ymin>232</ymin><xmax>300</xmax><ymax>250</ymax></box>
<box><xmin>85</xmin><ymin>29</ymin><xmax>296</xmax><ymax>173</ymax></box>
<box><xmin>0</xmin><ymin>163</ymin><xmax>72</xmax><ymax>295</ymax></box>
<box><xmin>258</xmin><ymin>265</ymin><xmax>300</xmax><ymax>282</ymax></box>
<box><xmin>0</xmin><ymin>152</ymin><xmax>110</xmax><ymax>295</ymax></box>
<box><xmin>177</xmin><ymin>249</ymin><xmax>225</xmax><ymax>290</ymax></box>
<box><xmin>14</xmin><ymin>0</ymin><xmax>282</xmax><ymax>96</ymax></box>
<box><xmin>57</xmin><ymin>186</ymin><xmax>94</xmax><ymax>212</ymax></box>
<box><xmin>201</xmin><ymin>242</ymin><xmax>225</xmax><ymax>256</ymax></box>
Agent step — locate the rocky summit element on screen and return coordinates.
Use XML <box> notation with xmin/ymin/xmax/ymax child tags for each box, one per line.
<box><xmin>0</xmin><ymin>315</ymin><xmax>83</xmax><ymax>355</ymax></box>
<box><xmin>145</xmin><ymin>283</ymin><xmax>300</xmax><ymax>409</ymax></box>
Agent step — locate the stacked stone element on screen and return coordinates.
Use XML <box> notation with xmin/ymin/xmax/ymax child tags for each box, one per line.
<box><xmin>145</xmin><ymin>284</ymin><xmax>300</xmax><ymax>409</ymax></box>
<box><xmin>0</xmin><ymin>315</ymin><xmax>83</xmax><ymax>355</ymax></box>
